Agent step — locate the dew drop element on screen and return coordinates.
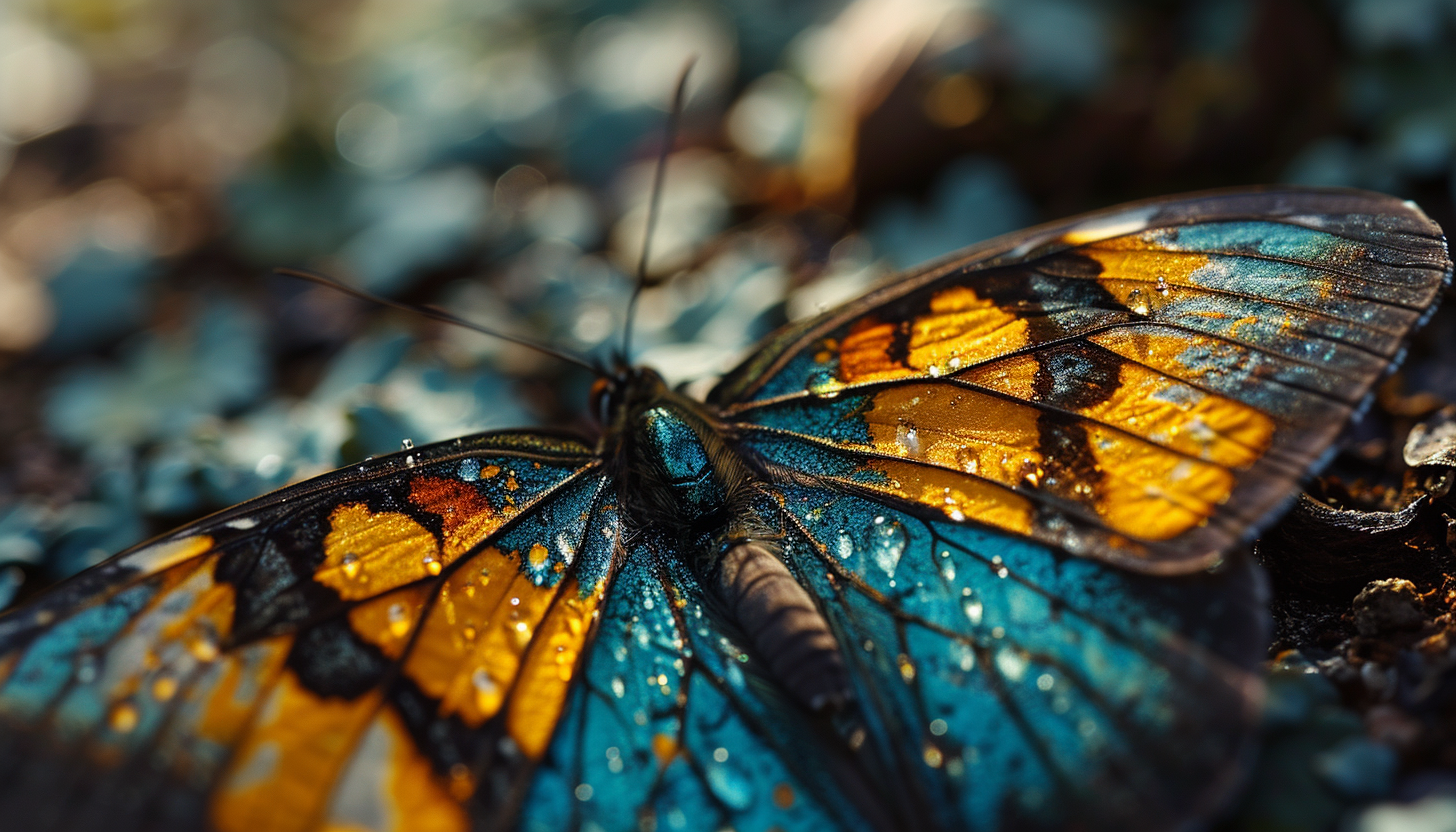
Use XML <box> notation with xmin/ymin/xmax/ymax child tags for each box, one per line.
<box><xmin>995</xmin><ymin>647</ymin><xmax>1028</xmax><ymax>682</ymax></box>
<box><xmin>929</xmin><ymin>718</ymin><xmax>948</xmax><ymax>736</ymax></box>
<box><xmin>1128</xmin><ymin>288</ymin><xmax>1150</xmax><ymax>316</ymax></box>
<box><xmin>400</xmin><ymin>438</ymin><xmax>415</xmax><ymax>451</ymax></box>
<box><xmin>705</xmin><ymin>761</ymin><xmax>755</xmax><ymax>811</ymax></box>
<box><xmin>611</xmin><ymin>676</ymin><xmax>626</xmax><ymax>698</ymax></box>
<box><xmin>387</xmin><ymin>602</ymin><xmax>410</xmax><ymax>638</ymax></box>
<box><xmin>896</xmin><ymin>423</ymin><xmax>922</xmax><ymax>457</ymax></box>
<box><xmin>1154</xmin><ymin>274</ymin><xmax>1169</xmax><ymax>295</ymax></box>
<box><xmin>953</xmin><ymin>643</ymin><xmax>976</xmax><ymax>671</ymax></box>
<box><xmin>956</xmin><ymin>448</ymin><xmax>979</xmax><ymax>475</ymax></box>
<box><xmin>963</xmin><ymin>598</ymin><xmax>983</xmax><ymax>625</ymax></box>
<box><xmin>871</xmin><ymin>519</ymin><xmax>907</xmax><ymax>578</ymax></box>
<box><xmin>472</xmin><ymin>668</ymin><xmax>499</xmax><ymax>709</ymax></box>
<box><xmin>75</xmin><ymin>653</ymin><xmax>98</xmax><ymax>685</ymax></box>
<box><xmin>942</xmin><ymin>489</ymin><xmax>966</xmax><ymax>522</ymax></box>
<box><xmin>341</xmin><ymin>553</ymin><xmax>362</xmax><ymax>580</ymax></box>
<box><xmin>897</xmin><ymin>654</ymin><xmax>916</xmax><ymax>683</ymax></box>
<box><xmin>423</xmin><ymin>553</ymin><xmax>442</xmax><ymax>576</ymax></box>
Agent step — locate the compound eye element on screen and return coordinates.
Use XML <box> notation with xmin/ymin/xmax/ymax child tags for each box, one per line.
<box><xmin>589</xmin><ymin>377</ymin><xmax>613</xmax><ymax>424</ymax></box>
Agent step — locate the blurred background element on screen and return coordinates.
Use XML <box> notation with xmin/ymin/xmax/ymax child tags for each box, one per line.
<box><xmin>1</xmin><ymin>0</ymin><xmax>1455</xmax><ymax>827</ymax></box>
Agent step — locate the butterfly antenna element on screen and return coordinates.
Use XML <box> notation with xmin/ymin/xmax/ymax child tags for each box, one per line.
<box><xmin>274</xmin><ymin>266</ymin><xmax>600</xmax><ymax>374</ymax></box>
<box><xmin>620</xmin><ymin>57</ymin><xmax>696</xmax><ymax>365</ymax></box>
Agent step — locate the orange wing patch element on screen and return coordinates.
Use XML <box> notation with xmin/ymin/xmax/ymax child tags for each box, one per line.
<box><xmin>409</xmin><ymin>476</ymin><xmax>506</xmax><ymax>559</ymax></box>
<box><xmin>504</xmin><ymin>580</ymin><xmax>603</xmax><ymax>757</ymax></box>
<box><xmin>840</xmin><ymin>286</ymin><xmax>1030</xmax><ymax>383</ymax></box>
<box><xmin>1083</xmin><ymin>333</ymin><xmax>1276</xmax><ymax>467</ymax></box>
<box><xmin>320</xmin><ymin>708</ymin><xmax>469</xmax><ymax>832</ymax></box>
<box><xmin>176</xmin><ymin>636</ymin><xmax>291</xmax><ymax>772</ymax></box>
<box><xmin>875</xmin><ymin>460</ymin><xmax>1035</xmax><ymax>534</ymax></box>
<box><xmin>1080</xmin><ymin>236</ymin><xmax>1211</xmax><ymax>316</ymax></box>
<box><xmin>211</xmin><ymin>670</ymin><xmax>382</xmax><ymax>832</ymax></box>
<box><xmin>317</xmin><ymin>505</ymin><xmax>442</xmax><ymax>601</ymax></box>
<box><xmin>348</xmin><ymin>586</ymin><xmax>434</xmax><ymax>659</ymax></box>
<box><xmin>1082</xmin><ymin>426</ymin><xmax>1237</xmax><ymax>539</ymax></box>
<box><xmin>863</xmin><ymin>384</ymin><xmax>1042</xmax><ymax>483</ymax></box>
<box><xmin>318</xmin><ymin>475</ymin><xmax>518</xmax><ymax>602</ymax></box>
<box><xmin>353</xmin><ymin>541</ymin><xmax>603</xmax><ymax>759</ymax></box>
<box><xmin>124</xmin><ymin>534</ymin><xmax>216</xmax><ymax>573</ymax></box>
<box><xmin>853</xmin><ymin>347</ymin><xmax>1275</xmax><ymax>541</ymax></box>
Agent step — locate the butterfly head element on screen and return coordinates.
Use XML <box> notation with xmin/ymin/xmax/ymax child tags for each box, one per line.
<box><xmin>589</xmin><ymin>363</ymin><xmax>668</xmax><ymax>430</ymax></box>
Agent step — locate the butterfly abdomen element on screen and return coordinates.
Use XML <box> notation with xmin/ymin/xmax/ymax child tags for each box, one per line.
<box><xmin>715</xmin><ymin>539</ymin><xmax>851</xmax><ymax>712</ymax></box>
<box><xmin>616</xmin><ymin>374</ymin><xmax>854</xmax><ymax>713</ymax></box>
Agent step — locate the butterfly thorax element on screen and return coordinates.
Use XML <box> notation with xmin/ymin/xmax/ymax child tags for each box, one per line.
<box><xmin>598</xmin><ymin>367</ymin><xmax>751</xmax><ymax>537</ymax></box>
<box><xmin>595</xmin><ymin>365</ymin><xmax>855</xmax><ymax>713</ymax></box>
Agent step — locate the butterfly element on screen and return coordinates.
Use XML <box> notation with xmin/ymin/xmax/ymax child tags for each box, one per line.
<box><xmin>0</xmin><ymin>186</ymin><xmax>1448</xmax><ymax>832</ymax></box>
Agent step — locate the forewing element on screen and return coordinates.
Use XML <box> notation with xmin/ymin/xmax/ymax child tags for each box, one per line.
<box><xmin>0</xmin><ymin>431</ymin><xmax>617</xmax><ymax>832</ymax></box>
<box><xmin>714</xmin><ymin>188</ymin><xmax>1452</xmax><ymax>570</ymax></box>
<box><xmin>768</xmin><ymin>483</ymin><xmax>1266</xmax><ymax>831</ymax></box>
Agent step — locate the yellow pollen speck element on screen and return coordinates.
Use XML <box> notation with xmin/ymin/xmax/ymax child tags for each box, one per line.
<box><xmin>897</xmin><ymin>654</ymin><xmax>916</xmax><ymax>683</ymax></box>
<box><xmin>652</xmin><ymin>733</ymin><xmax>677</xmax><ymax>765</ymax></box>
<box><xmin>482</xmin><ymin>465</ymin><xmax>501</xmax><ymax>478</ymax></box>
<box><xmin>528</xmin><ymin>544</ymin><xmax>549</xmax><ymax>567</ymax></box>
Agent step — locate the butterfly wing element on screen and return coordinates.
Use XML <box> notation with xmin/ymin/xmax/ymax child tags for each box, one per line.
<box><xmin>701</xmin><ymin>188</ymin><xmax>1448</xmax><ymax>828</ymax></box>
<box><xmin>0</xmin><ymin>431</ymin><xmax>618</xmax><ymax>832</ymax></box>
<box><xmin>520</xmin><ymin>533</ymin><xmax>888</xmax><ymax>832</ymax></box>
<box><xmin>767</xmin><ymin>483</ymin><xmax>1265</xmax><ymax>831</ymax></box>
<box><xmin>715</xmin><ymin>187</ymin><xmax>1452</xmax><ymax>571</ymax></box>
